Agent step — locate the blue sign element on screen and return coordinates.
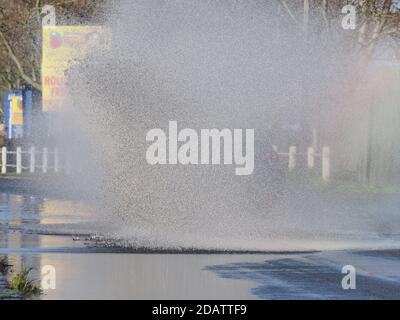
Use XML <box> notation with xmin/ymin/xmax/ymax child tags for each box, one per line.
<box><xmin>3</xmin><ymin>90</ymin><xmax>24</xmax><ymax>139</ymax></box>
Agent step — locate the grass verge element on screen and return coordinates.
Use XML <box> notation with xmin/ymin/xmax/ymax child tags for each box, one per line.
<box><xmin>287</xmin><ymin>169</ymin><xmax>400</xmax><ymax>195</ymax></box>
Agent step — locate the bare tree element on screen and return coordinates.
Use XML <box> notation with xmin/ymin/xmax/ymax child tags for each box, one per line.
<box><xmin>0</xmin><ymin>0</ymin><xmax>105</xmax><ymax>119</ymax></box>
<box><xmin>0</xmin><ymin>0</ymin><xmax>105</xmax><ymax>92</ymax></box>
<box><xmin>278</xmin><ymin>0</ymin><xmax>400</xmax><ymax>61</ymax></box>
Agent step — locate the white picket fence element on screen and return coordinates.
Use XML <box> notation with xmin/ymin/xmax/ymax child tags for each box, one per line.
<box><xmin>0</xmin><ymin>146</ymin><xmax>63</xmax><ymax>175</ymax></box>
<box><xmin>0</xmin><ymin>145</ymin><xmax>330</xmax><ymax>180</ymax></box>
<box><xmin>273</xmin><ymin>145</ymin><xmax>330</xmax><ymax>181</ymax></box>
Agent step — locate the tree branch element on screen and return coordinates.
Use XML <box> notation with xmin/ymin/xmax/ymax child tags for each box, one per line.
<box><xmin>278</xmin><ymin>0</ymin><xmax>301</xmax><ymax>26</ymax></box>
<box><xmin>320</xmin><ymin>0</ymin><xmax>329</xmax><ymax>31</ymax></box>
<box><xmin>0</xmin><ymin>29</ymin><xmax>41</xmax><ymax>90</ymax></box>
<box><xmin>35</xmin><ymin>0</ymin><xmax>42</xmax><ymax>25</ymax></box>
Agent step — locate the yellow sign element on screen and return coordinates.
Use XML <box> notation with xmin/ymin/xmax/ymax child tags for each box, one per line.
<box><xmin>42</xmin><ymin>26</ymin><xmax>107</xmax><ymax>112</ymax></box>
<box><xmin>10</xmin><ymin>94</ymin><xmax>23</xmax><ymax>125</ymax></box>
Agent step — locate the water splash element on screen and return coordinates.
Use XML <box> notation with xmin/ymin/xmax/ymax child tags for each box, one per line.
<box><xmin>46</xmin><ymin>0</ymin><xmax>400</xmax><ymax>251</ymax></box>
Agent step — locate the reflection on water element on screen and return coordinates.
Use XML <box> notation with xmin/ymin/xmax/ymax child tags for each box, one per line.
<box><xmin>8</xmin><ymin>253</ymin><xmax>266</xmax><ymax>300</ymax></box>
<box><xmin>0</xmin><ymin>193</ymin><xmax>93</xmax><ymax>252</ymax></box>
<box><xmin>0</xmin><ymin>193</ymin><xmax>265</xmax><ymax>299</ymax></box>
<box><xmin>2</xmin><ymin>192</ymin><xmax>400</xmax><ymax>299</ymax></box>
<box><xmin>0</xmin><ymin>193</ymin><xmax>93</xmax><ymax>227</ymax></box>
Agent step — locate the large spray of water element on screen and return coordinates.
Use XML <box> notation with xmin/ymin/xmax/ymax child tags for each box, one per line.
<box><xmin>47</xmin><ymin>0</ymin><xmax>400</xmax><ymax>251</ymax></box>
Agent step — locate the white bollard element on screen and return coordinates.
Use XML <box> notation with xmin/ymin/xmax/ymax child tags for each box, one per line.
<box><xmin>16</xmin><ymin>147</ymin><xmax>22</xmax><ymax>175</ymax></box>
<box><xmin>1</xmin><ymin>146</ymin><xmax>6</xmax><ymax>174</ymax></box>
<box><xmin>30</xmin><ymin>146</ymin><xmax>35</xmax><ymax>173</ymax></box>
<box><xmin>42</xmin><ymin>147</ymin><xmax>48</xmax><ymax>173</ymax></box>
<box><xmin>288</xmin><ymin>146</ymin><xmax>296</xmax><ymax>170</ymax></box>
<box><xmin>272</xmin><ymin>145</ymin><xmax>278</xmax><ymax>152</ymax></box>
<box><xmin>54</xmin><ymin>148</ymin><xmax>59</xmax><ymax>173</ymax></box>
<box><xmin>307</xmin><ymin>147</ymin><xmax>315</xmax><ymax>169</ymax></box>
<box><xmin>322</xmin><ymin>146</ymin><xmax>330</xmax><ymax>181</ymax></box>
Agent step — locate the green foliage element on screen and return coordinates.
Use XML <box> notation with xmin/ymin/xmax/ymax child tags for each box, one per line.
<box><xmin>9</xmin><ymin>267</ymin><xmax>42</xmax><ymax>298</ymax></box>
<box><xmin>288</xmin><ymin>170</ymin><xmax>400</xmax><ymax>195</ymax></box>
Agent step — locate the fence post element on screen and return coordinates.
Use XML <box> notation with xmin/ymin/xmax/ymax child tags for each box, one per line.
<box><xmin>54</xmin><ymin>148</ymin><xmax>59</xmax><ymax>173</ymax></box>
<box><xmin>307</xmin><ymin>147</ymin><xmax>315</xmax><ymax>169</ymax></box>
<box><xmin>42</xmin><ymin>147</ymin><xmax>48</xmax><ymax>173</ymax></box>
<box><xmin>1</xmin><ymin>146</ymin><xmax>6</xmax><ymax>174</ymax></box>
<box><xmin>30</xmin><ymin>146</ymin><xmax>35</xmax><ymax>173</ymax></box>
<box><xmin>16</xmin><ymin>147</ymin><xmax>22</xmax><ymax>175</ymax></box>
<box><xmin>322</xmin><ymin>146</ymin><xmax>330</xmax><ymax>181</ymax></box>
<box><xmin>288</xmin><ymin>146</ymin><xmax>296</xmax><ymax>170</ymax></box>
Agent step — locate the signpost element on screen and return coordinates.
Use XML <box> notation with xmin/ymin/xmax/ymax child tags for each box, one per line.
<box><xmin>3</xmin><ymin>91</ymin><xmax>24</xmax><ymax>139</ymax></box>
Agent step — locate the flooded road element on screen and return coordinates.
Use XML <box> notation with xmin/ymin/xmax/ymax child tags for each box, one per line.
<box><xmin>1</xmin><ymin>192</ymin><xmax>400</xmax><ymax>299</ymax></box>
<box><xmin>0</xmin><ymin>192</ymin><xmax>265</xmax><ymax>299</ymax></box>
